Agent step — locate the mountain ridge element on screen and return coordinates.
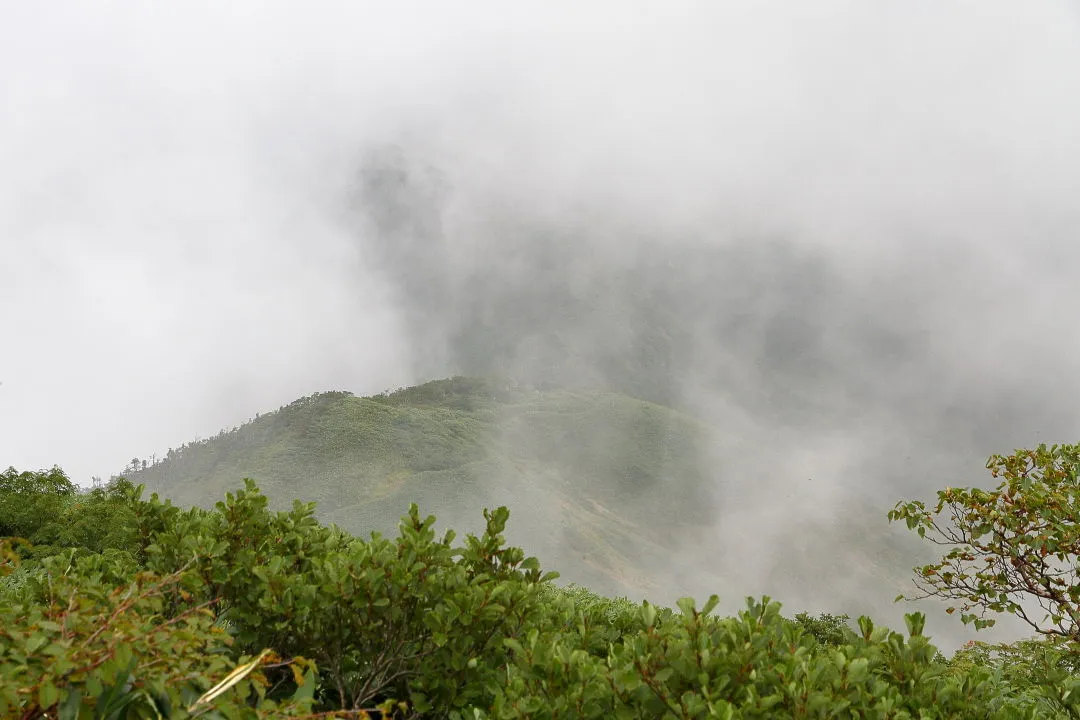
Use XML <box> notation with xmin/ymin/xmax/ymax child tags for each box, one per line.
<box><xmin>126</xmin><ymin>377</ymin><xmax>719</xmax><ymax>597</ymax></box>
<box><xmin>124</xmin><ymin>375</ymin><xmax>945</xmax><ymax>634</ymax></box>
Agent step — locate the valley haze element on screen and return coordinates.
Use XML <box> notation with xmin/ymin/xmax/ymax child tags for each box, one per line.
<box><xmin>3</xmin><ymin>1</ymin><xmax>1080</xmax><ymax>650</ymax></box>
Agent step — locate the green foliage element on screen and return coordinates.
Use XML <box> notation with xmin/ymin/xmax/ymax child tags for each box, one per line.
<box><xmin>4</xmin><ymin>458</ymin><xmax>1080</xmax><ymax>717</ymax></box>
<box><xmin>372</xmin><ymin>376</ymin><xmax>507</xmax><ymax>411</ymax></box>
<box><xmin>0</xmin><ymin>466</ymin><xmax>77</xmax><ymax>541</ymax></box>
<box><xmin>890</xmin><ymin>443</ymin><xmax>1080</xmax><ymax>639</ymax></box>
<box><xmin>789</xmin><ymin>611</ymin><xmax>854</xmax><ymax>647</ymax></box>
<box><xmin>947</xmin><ymin>636</ymin><xmax>1080</xmax><ymax>715</ymax></box>
<box><xmin>489</xmin><ymin>596</ymin><xmax>1074</xmax><ymax>718</ymax></box>
<box><xmin>0</xmin><ymin>469</ymin><xmax>141</xmax><ymax>561</ymax></box>
<box><xmin>0</xmin><ymin>538</ymin><xmax>313</xmax><ymax>718</ymax></box>
<box><xmin>139</xmin><ymin>480</ymin><xmax>558</xmax><ymax>713</ymax></box>
<box><xmin>0</xmin><ymin>466</ymin><xmax>77</xmax><ymax>495</ymax></box>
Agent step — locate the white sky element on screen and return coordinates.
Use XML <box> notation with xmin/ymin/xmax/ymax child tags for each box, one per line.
<box><xmin>2</xmin><ymin>1</ymin><xmax>1080</xmax><ymax>483</ymax></box>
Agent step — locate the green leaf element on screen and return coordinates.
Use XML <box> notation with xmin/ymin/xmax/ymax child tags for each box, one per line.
<box><xmin>38</xmin><ymin>681</ymin><xmax>61</xmax><ymax>710</ymax></box>
<box><xmin>291</xmin><ymin>669</ymin><xmax>317</xmax><ymax>703</ymax></box>
<box><xmin>58</xmin><ymin>688</ymin><xmax>82</xmax><ymax>720</ymax></box>
<box><xmin>411</xmin><ymin>693</ymin><xmax>433</xmax><ymax>713</ymax></box>
<box><xmin>676</xmin><ymin>597</ymin><xmax>696</xmax><ymax>617</ymax></box>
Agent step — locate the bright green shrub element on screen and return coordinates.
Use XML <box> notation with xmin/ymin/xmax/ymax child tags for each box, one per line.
<box><xmin>490</xmin><ymin>596</ymin><xmax>1074</xmax><ymax>719</ymax></box>
<box><xmin>4</xmin><ymin>462</ymin><xmax>1080</xmax><ymax>718</ymax></box>
<box><xmin>0</xmin><ymin>539</ymin><xmax>313</xmax><ymax>719</ymax></box>
<box><xmin>138</xmin><ymin>480</ymin><xmax>559</xmax><ymax>714</ymax></box>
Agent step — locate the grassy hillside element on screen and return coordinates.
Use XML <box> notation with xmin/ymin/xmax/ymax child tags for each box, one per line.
<box><xmin>128</xmin><ymin>377</ymin><xmax>718</xmax><ymax>596</ymax></box>
<box><xmin>126</xmin><ymin>376</ymin><xmax>941</xmax><ymax>629</ymax></box>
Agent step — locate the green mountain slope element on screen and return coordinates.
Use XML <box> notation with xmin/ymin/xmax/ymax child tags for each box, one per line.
<box><xmin>127</xmin><ymin>376</ymin><xmax>953</xmax><ymax>639</ymax></box>
<box><xmin>128</xmin><ymin>378</ymin><xmax>719</xmax><ymax>597</ymax></box>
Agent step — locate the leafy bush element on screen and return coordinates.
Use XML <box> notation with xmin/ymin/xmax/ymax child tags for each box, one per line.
<box><xmin>891</xmin><ymin>443</ymin><xmax>1080</xmax><ymax>639</ymax></box>
<box><xmin>789</xmin><ymin>610</ymin><xmax>854</xmax><ymax>647</ymax></box>
<box><xmin>489</xmin><ymin>595</ymin><xmax>1079</xmax><ymax>719</ymax></box>
<box><xmin>0</xmin><ymin>538</ymin><xmax>314</xmax><ymax>718</ymax></box>
<box><xmin>3</xmin><ymin>460</ymin><xmax>1080</xmax><ymax>718</ymax></box>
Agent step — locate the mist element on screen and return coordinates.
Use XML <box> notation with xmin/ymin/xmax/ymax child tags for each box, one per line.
<box><xmin>4</xmin><ymin>1</ymin><xmax>1080</xmax><ymax>647</ymax></box>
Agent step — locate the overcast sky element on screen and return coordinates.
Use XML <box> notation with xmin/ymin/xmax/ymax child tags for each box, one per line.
<box><xmin>3</xmin><ymin>0</ymin><xmax>1080</xmax><ymax>486</ymax></box>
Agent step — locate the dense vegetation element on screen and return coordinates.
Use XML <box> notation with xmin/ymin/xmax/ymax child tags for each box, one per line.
<box><xmin>6</xmin><ymin>446</ymin><xmax>1080</xmax><ymax>718</ymax></box>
